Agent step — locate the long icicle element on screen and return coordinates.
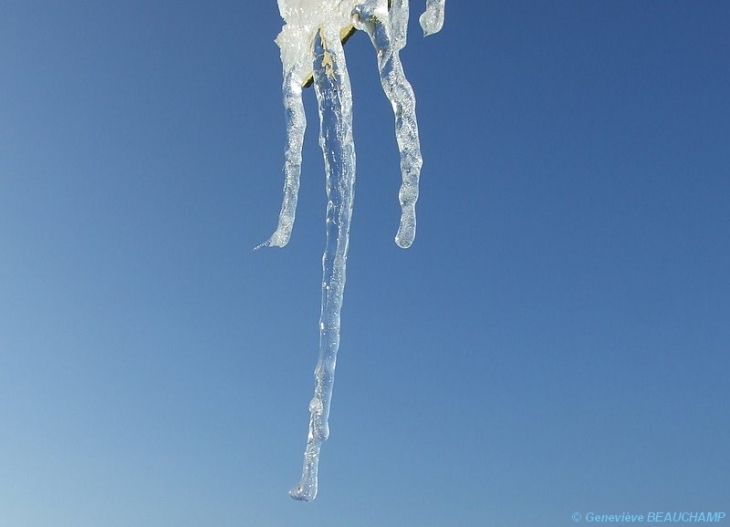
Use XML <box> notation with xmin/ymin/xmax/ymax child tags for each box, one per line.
<box><xmin>289</xmin><ymin>24</ymin><xmax>356</xmax><ymax>502</ymax></box>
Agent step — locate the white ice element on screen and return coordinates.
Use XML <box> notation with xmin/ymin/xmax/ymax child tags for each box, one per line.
<box><xmin>259</xmin><ymin>0</ymin><xmax>445</xmax><ymax>501</ymax></box>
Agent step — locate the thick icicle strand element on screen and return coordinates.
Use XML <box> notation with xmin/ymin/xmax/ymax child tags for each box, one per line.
<box><xmin>419</xmin><ymin>0</ymin><xmax>446</xmax><ymax>36</ymax></box>
<box><xmin>289</xmin><ymin>26</ymin><xmax>356</xmax><ymax>502</ymax></box>
<box><xmin>354</xmin><ymin>0</ymin><xmax>423</xmax><ymax>248</ymax></box>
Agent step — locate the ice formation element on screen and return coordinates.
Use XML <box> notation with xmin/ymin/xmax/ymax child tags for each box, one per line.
<box><xmin>258</xmin><ymin>0</ymin><xmax>445</xmax><ymax>501</ymax></box>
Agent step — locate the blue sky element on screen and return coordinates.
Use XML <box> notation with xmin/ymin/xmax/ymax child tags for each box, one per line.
<box><xmin>1</xmin><ymin>1</ymin><xmax>729</xmax><ymax>526</ymax></box>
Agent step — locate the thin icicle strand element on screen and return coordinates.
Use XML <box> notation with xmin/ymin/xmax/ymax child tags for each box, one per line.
<box><xmin>257</xmin><ymin>69</ymin><xmax>307</xmax><ymax>249</ymax></box>
<box><xmin>289</xmin><ymin>25</ymin><xmax>356</xmax><ymax>502</ymax></box>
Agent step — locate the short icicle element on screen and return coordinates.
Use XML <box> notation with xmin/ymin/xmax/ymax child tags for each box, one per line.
<box><xmin>257</xmin><ymin>66</ymin><xmax>307</xmax><ymax>250</ymax></box>
<box><xmin>353</xmin><ymin>0</ymin><xmax>423</xmax><ymax>249</ymax></box>
<box><xmin>419</xmin><ymin>0</ymin><xmax>446</xmax><ymax>36</ymax></box>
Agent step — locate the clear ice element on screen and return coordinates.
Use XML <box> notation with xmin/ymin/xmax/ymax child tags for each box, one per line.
<box><xmin>259</xmin><ymin>0</ymin><xmax>445</xmax><ymax>501</ymax></box>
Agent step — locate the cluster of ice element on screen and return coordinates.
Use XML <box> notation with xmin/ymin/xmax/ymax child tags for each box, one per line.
<box><xmin>259</xmin><ymin>0</ymin><xmax>445</xmax><ymax>502</ymax></box>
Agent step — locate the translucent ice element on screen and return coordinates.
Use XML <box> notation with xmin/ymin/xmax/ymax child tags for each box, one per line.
<box><xmin>288</xmin><ymin>27</ymin><xmax>355</xmax><ymax>501</ymax></box>
<box><xmin>353</xmin><ymin>0</ymin><xmax>422</xmax><ymax>248</ymax></box>
<box><xmin>419</xmin><ymin>0</ymin><xmax>446</xmax><ymax>36</ymax></box>
<box><xmin>260</xmin><ymin>0</ymin><xmax>445</xmax><ymax>501</ymax></box>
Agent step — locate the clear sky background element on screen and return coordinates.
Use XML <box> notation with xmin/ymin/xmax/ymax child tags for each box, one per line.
<box><xmin>1</xmin><ymin>1</ymin><xmax>729</xmax><ymax>526</ymax></box>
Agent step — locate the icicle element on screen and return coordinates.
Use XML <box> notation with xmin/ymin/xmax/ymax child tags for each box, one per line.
<box><xmin>257</xmin><ymin>68</ymin><xmax>307</xmax><ymax>249</ymax></box>
<box><xmin>289</xmin><ymin>25</ymin><xmax>356</xmax><ymax>502</ymax></box>
<box><xmin>262</xmin><ymin>0</ymin><xmax>446</xmax><ymax>502</ymax></box>
<box><xmin>419</xmin><ymin>0</ymin><xmax>446</xmax><ymax>37</ymax></box>
<box><xmin>353</xmin><ymin>0</ymin><xmax>422</xmax><ymax>248</ymax></box>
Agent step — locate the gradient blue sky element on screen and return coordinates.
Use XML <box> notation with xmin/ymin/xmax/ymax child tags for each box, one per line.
<box><xmin>1</xmin><ymin>2</ymin><xmax>729</xmax><ymax>526</ymax></box>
